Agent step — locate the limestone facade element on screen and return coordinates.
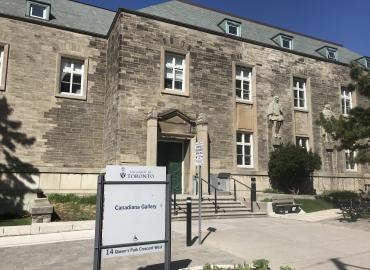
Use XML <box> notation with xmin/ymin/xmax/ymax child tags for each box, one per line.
<box><xmin>0</xmin><ymin>9</ymin><xmax>369</xmax><ymax>206</ymax></box>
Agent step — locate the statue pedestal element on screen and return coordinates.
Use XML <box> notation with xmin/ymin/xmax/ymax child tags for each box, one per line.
<box><xmin>271</xmin><ymin>137</ymin><xmax>283</xmax><ymax>147</ymax></box>
<box><xmin>324</xmin><ymin>141</ymin><xmax>334</xmax><ymax>151</ymax></box>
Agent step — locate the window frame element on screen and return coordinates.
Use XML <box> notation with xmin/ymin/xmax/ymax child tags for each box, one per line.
<box><xmin>344</xmin><ymin>149</ymin><xmax>357</xmax><ymax>171</ymax></box>
<box><xmin>366</xmin><ymin>58</ymin><xmax>370</xmax><ymax>69</ymax></box>
<box><xmin>235</xmin><ymin>66</ymin><xmax>252</xmax><ymax>102</ymax></box>
<box><xmin>55</xmin><ymin>54</ymin><xmax>88</xmax><ymax>100</ymax></box>
<box><xmin>341</xmin><ymin>88</ymin><xmax>352</xmax><ymax>116</ymax></box>
<box><xmin>160</xmin><ymin>47</ymin><xmax>190</xmax><ymax>97</ymax></box>
<box><xmin>326</xmin><ymin>48</ymin><xmax>337</xmax><ymax>60</ymax></box>
<box><xmin>164</xmin><ymin>52</ymin><xmax>185</xmax><ymax>92</ymax></box>
<box><xmin>226</xmin><ymin>21</ymin><xmax>241</xmax><ymax>37</ymax></box>
<box><xmin>280</xmin><ymin>35</ymin><xmax>293</xmax><ymax>50</ymax></box>
<box><xmin>27</xmin><ymin>1</ymin><xmax>50</xmax><ymax>20</ymax></box>
<box><xmin>296</xmin><ymin>136</ymin><xmax>310</xmax><ymax>151</ymax></box>
<box><xmin>293</xmin><ymin>77</ymin><xmax>307</xmax><ymax>109</ymax></box>
<box><xmin>236</xmin><ymin>132</ymin><xmax>253</xmax><ymax>168</ymax></box>
<box><xmin>0</xmin><ymin>43</ymin><xmax>9</xmax><ymax>91</ymax></box>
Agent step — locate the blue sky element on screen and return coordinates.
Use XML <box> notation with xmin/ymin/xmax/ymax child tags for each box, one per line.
<box><xmin>79</xmin><ymin>0</ymin><xmax>369</xmax><ymax>56</ymax></box>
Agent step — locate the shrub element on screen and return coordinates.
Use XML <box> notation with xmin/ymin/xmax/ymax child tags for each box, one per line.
<box><xmin>268</xmin><ymin>144</ymin><xmax>321</xmax><ymax>194</ymax></box>
<box><xmin>318</xmin><ymin>190</ymin><xmax>359</xmax><ymax>207</ymax></box>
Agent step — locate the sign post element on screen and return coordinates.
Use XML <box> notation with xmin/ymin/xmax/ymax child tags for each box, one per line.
<box><xmin>93</xmin><ymin>166</ymin><xmax>171</xmax><ymax>270</ymax></box>
<box><xmin>195</xmin><ymin>142</ymin><xmax>204</xmax><ymax>245</ymax></box>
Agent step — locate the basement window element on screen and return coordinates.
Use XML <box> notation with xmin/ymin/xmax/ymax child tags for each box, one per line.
<box><xmin>27</xmin><ymin>1</ymin><xmax>50</xmax><ymax>20</ymax></box>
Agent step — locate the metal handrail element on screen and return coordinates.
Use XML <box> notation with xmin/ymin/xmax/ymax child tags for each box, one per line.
<box><xmin>201</xmin><ymin>178</ymin><xmax>220</xmax><ymax>213</ymax></box>
<box><xmin>171</xmin><ymin>193</ymin><xmax>182</xmax><ymax>216</ymax></box>
<box><xmin>230</xmin><ymin>177</ymin><xmax>251</xmax><ymax>201</ymax></box>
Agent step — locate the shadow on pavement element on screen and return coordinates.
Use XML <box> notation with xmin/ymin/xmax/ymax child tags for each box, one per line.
<box><xmin>331</xmin><ymin>258</ymin><xmax>370</xmax><ymax>270</ymax></box>
<box><xmin>201</xmin><ymin>227</ymin><xmax>217</xmax><ymax>244</ymax></box>
<box><xmin>138</xmin><ymin>259</ymin><xmax>192</xmax><ymax>270</ymax></box>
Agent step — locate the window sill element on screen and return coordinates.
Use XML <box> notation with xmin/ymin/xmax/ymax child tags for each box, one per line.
<box><xmin>236</xmin><ymin>165</ymin><xmax>254</xmax><ymax>169</ymax></box>
<box><xmin>294</xmin><ymin>108</ymin><xmax>308</xmax><ymax>113</ymax></box>
<box><xmin>161</xmin><ymin>89</ymin><xmax>189</xmax><ymax>97</ymax></box>
<box><xmin>55</xmin><ymin>93</ymin><xmax>87</xmax><ymax>101</ymax></box>
<box><xmin>236</xmin><ymin>99</ymin><xmax>253</xmax><ymax>105</ymax></box>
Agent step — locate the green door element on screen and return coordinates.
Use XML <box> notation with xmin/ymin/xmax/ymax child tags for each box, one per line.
<box><xmin>157</xmin><ymin>141</ymin><xmax>183</xmax><ymax>194</ymax></box>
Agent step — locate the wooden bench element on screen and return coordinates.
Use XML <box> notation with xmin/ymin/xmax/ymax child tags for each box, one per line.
<box><xmin>272</xmin><ymin>196</ymin><xmax>301</xmax><ymax>214</ymax></box>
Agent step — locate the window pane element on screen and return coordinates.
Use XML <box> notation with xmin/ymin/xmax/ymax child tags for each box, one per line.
<box><xmin>73</xmin><ymin>74</ymin><xmax>81</xmax><ymax>85</ymax></box>
<box><xmin>299</xmin><ymin>90</ymin><xmax>304</xmax><ymax>99</ymax></box>
<box><xmin>61</xmin><ymin>73</ymin><xmax>71</xmax><ymax>83</ymax></box>
<box><xmin>73</xmin><ymin>63</ymin><xmax>83</xmax><ymax>73</ymax></box>
<box><xmin>294</xmin><ymin>89</ymin><xmax>298</xmax><ymax>98</ymax></box>
<box><xmin>174</xmin><ymin>56</ymin><xmax>183</xmax><ymax>68</ymax></box>
<box><xmin>71</xmin><ymin>84</ymin><xmax>81</xmax><ymax>94</ymax></box>
<box><xmin>236</xmin><ymin>79</ymin><xmax>241</xmax><ymax>89</ymax></box>
<box><xmin>237</xmin><ymin>155</ymin><xmax>243</xmax><ymax>165</ymax></box>
<box><xmin>299</xmin><ymin>99</ymin><xmax>305</xmax><ymax>108</ymax></box>
<box><xmin>60</xmin><ymin>82</ymin><xmax>70</xmax><ymax>93</ymax></box>
<box><xmin>243</xmin><ymin>81</ymin><xmax>249</xmax><ymax>90</ymax></box>
<box><xmin>237</xmin><ymin>145</ymin><xmax>243</xmax><ymax>155</ymax></box>
<box><xmin>228</xmin><ymin>25</ymin><xmax>238</xmax><ymax>35</ymax></box>
<box><xmin>244</xmin><ymin>134</ymin><xmax>250</xmax><ymax>143</ymax></box>
<box><xmin>294</xmin><ymin>98</ymin><xmax>298</xmax><ymax>107</ymax></box>
<box><xmin>243</xmin><ymin>90</ymin><xmax>250</xmax><ymax>101</ymax></box>
<box><xmin>175</xmin><ymin>70</ymin><xmax>183</xmax><ymax>81</ymax></box>
<box><xmin>244</xmin><ymin>145</ymin><xmax>251</xmax><ymax>155</ymax></box>
<box><xmin>165</xmin><ymin>68</ymin><xmax>173</xmax><ymax>79</ymax></box>
<box><xmin>174</xmin><ymin>81</ymin><xmax>182</xmax><ymax>90</ymax></box>
<box><xmin>236</xmin><ymin>68</ymin><xmax>242</xmax><ymax>77</ymax></box>
<box><xmin>236</xmin><ymin>133</ymin><xmax>242</xmax><ymax>142</ymax></box>
<box><xmin>165</xmin><ymin>55</ymin><xmax>173</xmax><ymax>67</ymax></box>
<box><xmin>282</xmin><ymin>39</ymin><xmax>290</xmax><ymax>48</ymax></box>
<box><xmin>30</xmin><ymin>4</ymin><xmax>45</xmax><ymax>18</ymax></box>
<box><xmin>236</xmin><ymin>89</ymin><xmax>242</xmax><ymax>99</ymax></box>
<box><xmin>164</xmin><ymin>78</ymin><xmax>172</xmax><ymax>89</ymax></box>
<box><xmin>244</xmin><ymin>156</ymin><xmax>251</xmax><ymax>166</ymax></box>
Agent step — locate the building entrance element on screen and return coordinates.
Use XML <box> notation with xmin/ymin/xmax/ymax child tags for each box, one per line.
<box><xmin>157</xmin><ymin>141</ymin><xmax>183</xmax><ymax>194</ymax></box>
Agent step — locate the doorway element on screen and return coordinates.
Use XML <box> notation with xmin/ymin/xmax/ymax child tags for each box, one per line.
<box><xmin>157</xmin><ymin>141</ymin><xmax>183</xmax><ymax>194</ymax></box>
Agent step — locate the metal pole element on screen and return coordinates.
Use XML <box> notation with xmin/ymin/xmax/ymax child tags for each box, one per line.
<box><xmin>93</xmin><ymin>174</ymin><xmax>104</xmax><ymax>270</ymax></box>
<box><xmin>251</xmin><ymin>177</ymin><xmax>256</xmax><ymax>213</ymax></box>
<box><xmin>173</xmin><ymin>192</ymin><xmax>177</xmax><ymax>216</ymax></box>
<box><xmin>198</xmin><ymin>167</ymin><xmax>202</xmax><ymax>245</ymax></box>
<box><xmin>165</xmin><ymin>174</ymin><xmax>172</xmax><ymax>270</ymax></box>
<box><xmin>186</xmin><ymin>197</ymin><xmax>192</xmax><ymax>246</ymax></box>
<box><xmin>214</xmin><ymin>188</ymin><xmax>218</xmax><ymax>213</ymax></box>
<box><xmin>234</xmin><ymin>179</ymin><xmax>237</xmax><ymax>201</ymax></box>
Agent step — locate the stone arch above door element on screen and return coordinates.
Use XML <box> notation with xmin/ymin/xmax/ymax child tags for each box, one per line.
<box><xmin>157</xmin><ymin>109</ymin><xmax>196</xmax><ymax>139</ymax></box>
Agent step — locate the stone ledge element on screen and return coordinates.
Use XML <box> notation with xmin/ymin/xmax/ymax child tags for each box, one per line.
<box><xmin>0</xmin><ymin>220</ymin><xmax>95</xmax><ymax>237</ymax></box>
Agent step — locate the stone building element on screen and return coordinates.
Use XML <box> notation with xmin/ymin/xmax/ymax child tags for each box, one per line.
<box><xmin>0</xmin><ymin>0</ymin><xmax>369</xmax><ymax>211</ymax></box>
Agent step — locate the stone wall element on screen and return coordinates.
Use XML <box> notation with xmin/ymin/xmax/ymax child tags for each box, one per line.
<box><xmin>0</xmin><ymin>17</ymin><xmax>107</xmax><ymax>170</ymax></box>
<box><xmin>115</xmin><ymin>12</ymin><xmax>369</xmax><ymax>178</ymax></box>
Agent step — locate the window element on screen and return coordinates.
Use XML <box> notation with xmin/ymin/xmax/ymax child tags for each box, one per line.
<box><xmin>341</xmin><ymin>88</ymin><xmax>352</xmax><ymax>115</ymax></box>
<box><xmin>236</xmin><ymin>132</ymin><xmax>253</xmax><ymax>167</ymax></box>
<box><xmin>164</xmin><ymin>52</ymin><xmax>185</xmax><ymax>92</ymax></box>
<box><xmin>0</xmin><ymin>44</ymin><xmax>9</xmax><ymax>91</ymax></box>
<box><xmin>235</xmin><ymin>66</ymin><xmax>252</xmax><ymax>101</ymax></box>
<box><xmin>226</xmin><ymin>21</ymin><xmax>241</xmax><ymax>37</ymax></box>
<box><xmin>28</xmin><ymin>1</ymin><xmax>50</xmax><ymax>20</ymax></box>
<box><xmin>293</xmin><ymin>77</ymin><xmax>306</xmax><ymax>109</ymax></box>
<box><xmin>0</xmin><ymin>47</ymin><xmax>4</xmax><ymax>86</ymax></box>
<box><xmin>366</xmin><ymin>58</ymin><xmax>370</xmax><ymax>69</ymax></box>
<box><xmin>326</xmin><ymin>48</ymin><xmax>337</xmax><ymax>60</ymax></box>
<box><xmin>281</xmin><ymin>35</ymin><xmax>293</xmax><ymax>50</ymax></box>
<box><xmin>296</xmin><ymin>137</ymin><xmax>309</xmax><ymax>151</ymax></box>
<box><xmin>345</xmin><ymin>150</ymin><xmax>357</xmax><ymax>171</ymax></box>
<box><xmin>60</xmin><ymin>58</ymin><xmax>84</xmax><ymax>96</ymax></box>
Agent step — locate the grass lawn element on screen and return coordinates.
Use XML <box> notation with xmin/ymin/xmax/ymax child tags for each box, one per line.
<box><xmin>0</xmin><ymin>217</ymin><xmax>31</xmax><ymax>227</ymax></box>
<box><xmin>48</xmin><ymin>194</ymin><xmax>96</xmax><ymax>221</ymax></box>
<box><xmin>294</xmin><ymin>198</ymin><xmax>335</xmax><ymax>213</ymax></box>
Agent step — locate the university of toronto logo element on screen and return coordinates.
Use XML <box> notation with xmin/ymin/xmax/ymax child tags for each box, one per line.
<box><xmin>120</xmin><ymin>167</ymin><xmax>126</xmax><ymax>179</ymax></box>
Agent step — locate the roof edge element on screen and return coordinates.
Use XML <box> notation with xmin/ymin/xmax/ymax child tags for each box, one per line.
<box><xmin>172</xmin><ymin>0</ymin><xmax>344</xmax><ymax>47</ymax></box>
<box><xmin>116</xmin><ymin>7</ymin><xmax>350</xmax><ymax>67</ymax></box>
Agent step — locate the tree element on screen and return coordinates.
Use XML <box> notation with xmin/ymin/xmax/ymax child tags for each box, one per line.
<box><xmin>268</xmin><ymin>144</ymin><xmax>321</xmax><ymax>194</ymax></box>
<box><xmin>320</xmin><ymin>62</ymin><xmax>370</xmax><ymax>163</ymax></box>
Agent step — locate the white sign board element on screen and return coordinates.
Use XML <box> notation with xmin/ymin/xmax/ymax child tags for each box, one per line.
<box><xmin>195</xmin><ymin>142</ymin><xmax>204</xmax><ymax>166</ymax></box>
<box><xmin>102</xmin><ymin>166</ymin><xmax>166</xmax><ymax>258</ymax></box>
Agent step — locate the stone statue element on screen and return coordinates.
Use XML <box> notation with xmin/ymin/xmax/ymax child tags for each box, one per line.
<box><xmin>267</xmin><ymin>96</ymin><xmax>284</xmax><ymax>138</ymax></box>
<box><xmin>322</xmin><ymin>103</ymin><xmax>335</xmax><ymax>143</ymax></box>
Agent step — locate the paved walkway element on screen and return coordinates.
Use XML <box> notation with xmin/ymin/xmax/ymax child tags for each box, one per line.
<box><xmin>1</xmin><ymin>216</ymin><xmax>370</xmax><ymax>270</ymax></box>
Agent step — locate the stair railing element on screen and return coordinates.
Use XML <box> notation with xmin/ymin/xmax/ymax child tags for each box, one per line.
<box><xmin>230</xmin><ymin>177</ymin><xmax>251</xmax><ymax>202</ymax></box>
<box><xmin>201</xmin><ymin>178</ymin><xmax>220</xmax><ymax>213</ymax></box>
